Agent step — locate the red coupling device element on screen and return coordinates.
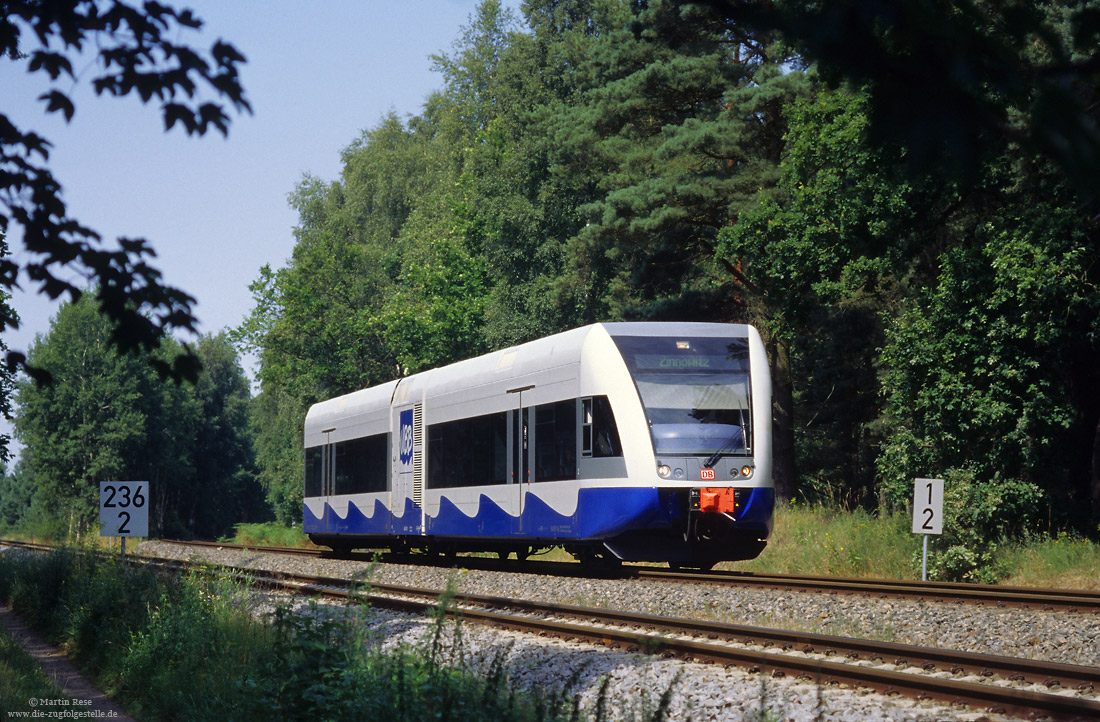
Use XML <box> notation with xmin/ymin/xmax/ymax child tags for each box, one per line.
<box><xmin>699</xmin><ymin>487</ymin><xmax>739</xmax><ymax>514</ymax></box>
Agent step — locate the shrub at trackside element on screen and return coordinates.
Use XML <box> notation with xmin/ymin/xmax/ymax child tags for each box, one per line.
<box><xmin>0</xmin><ymin>547</ymin><xmax>670</xmax><ymax>722</ymax></box>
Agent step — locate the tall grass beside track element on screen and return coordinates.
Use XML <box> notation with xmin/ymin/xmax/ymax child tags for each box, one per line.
<box><xmin>0</xmin><ymin>546</ymin><xmax>654</xmax><ymax>722</ymax></box>
<box><xmin>729</xmin><ymin>503</ymin><xmax>1100</xmax><ymax>588</ymax></box>
<box><xmin>726</xmin><ymin>504</ymin><xmax>917</xmax><ymax>579</ymax></box>
<box><xmin>0</xmin><ymin>622</ymin><xmax>70</xmax><ymax>712</ymax></box>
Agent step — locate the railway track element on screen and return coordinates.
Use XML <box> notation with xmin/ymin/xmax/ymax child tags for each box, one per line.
<box><xmin>151</xmin><ymin>550</ymin><xmax>1100</xmax><ymax>721</ymax></box>
<box><xmin>4</xmin><ymin>538</ymin><xmax>1098</xmax><ymax>721</ymax></box>
<box><xmin>164</xmin><ymin>537</ymin><xmax>1100</xmax><ymax>613</ymax></box>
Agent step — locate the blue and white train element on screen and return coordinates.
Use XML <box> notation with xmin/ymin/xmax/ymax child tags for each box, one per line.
<box><xmin>304</xmin><ymin>322</ymin><xmax>773</xmax><ymax>568</ymax></box>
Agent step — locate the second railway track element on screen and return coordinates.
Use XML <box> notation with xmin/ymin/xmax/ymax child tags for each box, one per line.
<box><xmin>165</xmin><ymin>537</ymin><xmax>1100</xmax><ymax>613</ymax></box>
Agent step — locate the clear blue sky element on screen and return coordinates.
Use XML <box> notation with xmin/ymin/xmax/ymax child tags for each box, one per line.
<box><xmin>2</xmin><ymin>0</ymin><xmax>522</xmax><ymax>457</ymax></box>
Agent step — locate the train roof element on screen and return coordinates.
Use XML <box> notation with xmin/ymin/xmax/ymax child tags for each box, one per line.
<box><xmin>305</xmin><ymin>321</ymin><xmax>753</xmax><ymax>434</ymax></box>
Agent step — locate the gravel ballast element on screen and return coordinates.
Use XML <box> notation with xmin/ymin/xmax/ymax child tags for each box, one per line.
<box><xmin>140</xmin><ymin>541</ymin><xmax>1100</xmax><ymax>722</ymax></box>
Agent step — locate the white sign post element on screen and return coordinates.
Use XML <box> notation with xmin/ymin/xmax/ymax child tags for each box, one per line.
<box><xmin>99</xmin><ymin>481</ymin><xmax>149</xmax><ymax>559</ymax></box>
<box><xmin>912</xmin><ymin>478</ymin><xmax>944</xmax><ymax>581</ymax></box>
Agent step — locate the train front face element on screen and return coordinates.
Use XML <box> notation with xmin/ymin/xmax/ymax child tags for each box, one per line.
<box><xmin>601</xmin><ymin>324</ymin><xmax>774</xmax><ymax>565</ymax></box>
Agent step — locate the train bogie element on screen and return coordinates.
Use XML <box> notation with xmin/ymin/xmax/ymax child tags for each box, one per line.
<box><xmin>304</xmin><ymin>322</ymin><xmax>773</xmax><ymax>566</ymax></box>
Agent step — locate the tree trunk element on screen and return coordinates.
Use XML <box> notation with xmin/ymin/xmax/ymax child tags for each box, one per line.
<box><xmin>769</xmin><ymin>336</ymin><xmax>797</xmax><ymax>502</ymax></box>
<box><xmin>1091</xmin><ymin>417</ymin><xmax>1100</xmax><ymax>523</ymax></box>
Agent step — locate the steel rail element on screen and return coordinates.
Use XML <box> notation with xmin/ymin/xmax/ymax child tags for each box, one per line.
<box><xmin>250</xmin><ymin>566</ymin><xmax>1100</xmax><ymax>693</ymax></box>
<box><xmin>156</xmin><ymin>537</ymin><xmax>1100</xmax><ymax>614</ymax></box>
<box><xmin>635</xmin><ymin>568</ymin><xmax>1100</xmax><ymax>613</ymax></box>
<box><xmin>240</xmin><ymin>565</ymin><xmax>1100</xmax><ymax>722</ymax></box>
<box><xmin>5</xmin><ymin>539</ymin><xmax>1099</xmax><ymax>721</ymax></box>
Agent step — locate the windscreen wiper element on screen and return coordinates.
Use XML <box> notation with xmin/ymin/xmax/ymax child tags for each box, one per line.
<box><xmin>702</xmin><ymin>428</ymin><xmax>744</xmax><ymax>469</ymax></box>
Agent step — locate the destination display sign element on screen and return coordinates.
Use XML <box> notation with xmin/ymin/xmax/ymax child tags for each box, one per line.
<box><xmin>633</xmin><ymin>354</ymin><xmax>740</xmax><ymax>371</ymax></box>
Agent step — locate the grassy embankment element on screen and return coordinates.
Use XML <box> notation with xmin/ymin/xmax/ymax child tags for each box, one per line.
<box><xmin>735</xmin><ymin>504</ymin><xmax>1100</xmax><ymax>588</ymax></box>
<box><xmin>222</xmin><ymin>504</ymin><xmax>1099</xmax><ymax>588</ymax></box>
<box><xmin>2</xmin><ymin>547</ymin><xmax>660</xmax><ymax>722</ymax></box>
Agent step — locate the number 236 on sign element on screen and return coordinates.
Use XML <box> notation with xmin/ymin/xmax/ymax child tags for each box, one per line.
<box><xmin>100</xmin><ymin>481</ymin><xmax>149</xmax><ymax>537</ymax></box>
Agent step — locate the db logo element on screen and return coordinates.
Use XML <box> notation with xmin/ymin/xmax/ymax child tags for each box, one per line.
<box><xmin>399</xmin><ymin>409</ymin><xmax>414</xmax><ymax>465</ymax></box>
<box><xmin>700</xmin><ymin>468</ymin><xmax>716</xmax><ymax>481</ymax></box>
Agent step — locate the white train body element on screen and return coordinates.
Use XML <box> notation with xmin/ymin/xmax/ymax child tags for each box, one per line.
<box><xmin>304</xmin><ymin>322</ymin><xmax>773</xmax><ymax>565</ymax></box>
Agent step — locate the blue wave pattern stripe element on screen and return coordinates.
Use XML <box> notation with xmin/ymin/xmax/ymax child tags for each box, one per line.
<box><xmin>304</xmin><ymin>487</ymin><xmax>773</xmax><ymax>540</ymax></box>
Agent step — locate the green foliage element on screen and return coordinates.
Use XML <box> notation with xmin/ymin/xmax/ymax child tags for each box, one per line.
<box><xmin>877</xmin><ymin>193</ymin><xmax>1100</xmax><ymax>523</ymax></box>
<box><xmin>0</xmin><ymin>549</ymin><xmax>266</xmax><ymax>720</ymax></box>
<box><xmin>0</xmin><ymin>625</ymin><xmax>68</xmax><ymax>714</ymax></box>
<box><xmin>737</xmin><ymin>503</ymin><xmax>1100</xmax><ymax>586</ymax></box>
<box><xmin>737</xmin><ymin>0</ymin><xmax>1100</xmax><ymax>199</ymax></box>
<box><xmin>11</xmin><ymin>298</ymin><xmax>259</xmax><ymax>537</ymax></box>
<box><xmin>239</xmin><ymin>0</ymin><xmax>1100</xmax><ymax>542</ymax></box>
<box><xmin>738</xmin><ymin>503</ymin><xmax>915</xmax><ymax>579</ymax></box>
<box><xmin>1002</xmin><ymin>531</ymin><xmax>1100</xmax><ymax>589</ymax></box>
<box><xmin>221</xmin><ymin>522</ymin><xmax>312</xmax><ymax>548</ymax></box>
<box><xmin>0</xmin><ymin>462</ymin><xmax>32</xmax><ymax>531</ymax></box>
<box><xmin>544</xmin><ymin>2</ymin><xmax>813</xmax><ymax>322</ymax></box>
<box><xmin>243</xmin><ymin>0</ymin><xmax>815</xmax><ymax>507</ymax></box>
<box><xmin>120</xmin><ymin>570</ymin><xmax>263</xmax><ymax>720</ymax></box>
<box><xmin>919</xmin><ymin>470</ymin><xmax>1045</xmax><ymax>583</ymax></box>
<box><xmin>717</xmin><ymin>86</ymin><xmax>918</xmax><ymax>504</ymax></box>
<box><xmin>0</xmin><ymin>548</ymin><xmax>621</xmax><ymax>722</ymax></box>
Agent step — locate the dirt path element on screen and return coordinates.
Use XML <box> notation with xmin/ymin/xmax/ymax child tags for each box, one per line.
<box><xmin>0</xmin><ymin>606</ymin><xmax>137</xmax><ymax>721</ymax></box>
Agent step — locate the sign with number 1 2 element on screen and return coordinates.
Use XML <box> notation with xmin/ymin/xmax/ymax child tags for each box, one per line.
<box><xmin>912</xmin><ymin>478</ymin><xmax>944</xmax><ymax>535</ymax></box>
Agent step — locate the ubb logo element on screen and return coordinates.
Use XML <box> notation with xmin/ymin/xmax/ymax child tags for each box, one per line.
<box><xmin>399</xmin><ymin>409</ymin><xmax>414</xmax><ymax>465</ymax></box>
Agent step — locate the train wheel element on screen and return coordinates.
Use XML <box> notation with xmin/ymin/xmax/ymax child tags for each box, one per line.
<box><xmin>326</xmin><ymin>544</ymin><xmax>352</xmax><ymax>558</ymax></box>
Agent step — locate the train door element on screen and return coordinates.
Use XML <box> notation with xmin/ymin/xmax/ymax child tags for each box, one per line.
<box><xmin>508</xmin><ymin>385</ymin><xmax>533</xmax><ymax>534</ymax></box>
<box><xmin>391</xmin><ymin>402</ymin><xmax>424</xmax><ymax>535</ymax></box>
<box><xmin>315</xmin><ymin>430</ymin><xmax>336</xmax><ymax>532</ymax></box>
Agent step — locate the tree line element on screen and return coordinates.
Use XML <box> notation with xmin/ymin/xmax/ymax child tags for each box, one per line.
<box><xmin>2</xmin><ymin>1</ymin><xmax>1098</xmax><ymax>575</ymax></box>
<box><xmin>241</xmin><ymin>0</ymin><xmax>1100</xmax><ymax>533</ymax></box>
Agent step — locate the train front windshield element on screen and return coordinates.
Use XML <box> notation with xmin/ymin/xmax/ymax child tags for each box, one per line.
<box><xmin>612</xmin><ymin>336</ymin><xmax>753</xmax><ymax>457</ymax></box>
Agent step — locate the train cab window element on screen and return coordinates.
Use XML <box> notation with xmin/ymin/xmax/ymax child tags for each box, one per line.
<box><xmin>611</xmin><ymin>335</ymin><xmax>753</xmax><ymax>458</ymax></box>
<box><xmin>427</xmin><ymin>412</ymin><xmax>507</xmax><ymax>488</ymax></box>
<box><xmin>535</xmin><ymin>399</ymin><xmax>577</xmax><ymax>482</ymax></box>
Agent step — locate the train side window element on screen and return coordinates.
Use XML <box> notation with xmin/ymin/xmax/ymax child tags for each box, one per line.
<box><xmin>581</xmin><ymin>398</ymin><xmax>594</xmax><ymax>457</ymax></box>
<box><xmin>535</xmin><ymin>399</ymin><xmax>577</xmax><ymax>482</ymax></box>
<box><xmin>427</xmin><ymin>412</ymin><xmax>507</xmax><ymax>488</ymax></box>
<box><xmin>338</xmin><ymin>434</ymin><xmax>389</xmax><ymax>494</ymax></box>
<box><xmin>592</xmin><ymin>396</ymin><xmax>622</xmax><ymax>458</ymax></box>
<box><xmin>332</xmin><ymin>442</ymin><xmax>350</xmax><ymax>494</ymax></box>
<box><xmin>304</xmin><ymin>446</ymin><xmax>323</xmax><ymax>497</ymax></box>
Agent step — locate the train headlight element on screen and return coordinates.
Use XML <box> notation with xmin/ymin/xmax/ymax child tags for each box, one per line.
<box><xmin>657</xmin><ymin>464</ymin><xmax>671</xmax><ymax>478</ymax></box>
<box><xmin>674</xmin><ymin>467</ymin><xmax>685</xmax><ymax>479</ymax></box>
<box><xmin>740</xmin><ymin>465</ymin><xmax>754</xmax><ymax>479</ymax></box>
